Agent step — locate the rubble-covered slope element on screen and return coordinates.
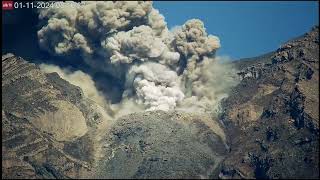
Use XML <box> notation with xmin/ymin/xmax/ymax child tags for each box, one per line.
<box><xmin>220</xmin><ymin>26</ymin><xmax>319</xmax><ymax>179</ymax></box>
<box><xmin>95</xmin><ymin>111</ymin><xmax>228</xmax><ymax>179</ymax></box>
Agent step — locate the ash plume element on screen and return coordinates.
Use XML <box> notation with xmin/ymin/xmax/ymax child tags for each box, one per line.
<box><xmin>37</xmin><ymin>1</ymin><xmax>238</xmax><ymax>117</ymax></box>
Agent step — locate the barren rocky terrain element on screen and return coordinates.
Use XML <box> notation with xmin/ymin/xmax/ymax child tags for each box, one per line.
<box><xmin>2</xmin><ymin>54</ymin><xmax>228</xmax><ymax>178</ymax></box>
<box><xmin>2</xmin><ymin>53</ymin><xmax>111</xmax><ymax>178</ymax></box>
<box><xmin>220</xmin><ymin>26</ymin><xmax>319</xmax><ymax>179</ymax></box>
<box><xmin>2</xmin><ymin>26</ymin><xmax>319</xmax><ymax>179</ymax></box>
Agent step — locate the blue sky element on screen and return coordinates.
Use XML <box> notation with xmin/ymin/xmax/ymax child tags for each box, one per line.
<box><xmin>154</xmin><ymin>1</ymin><xmax>319</xmax><ymax>60</ymax></box>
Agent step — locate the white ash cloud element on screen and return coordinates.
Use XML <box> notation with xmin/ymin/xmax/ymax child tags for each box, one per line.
<box><xmin>37</xmin><ymin>1</ymin><xmax>237</xmax><ymax>115</ymax></box>
<box><xmin>124</xmin><ymin>62</ymin><xmax>185</xmax><ymax>111</ymax></box>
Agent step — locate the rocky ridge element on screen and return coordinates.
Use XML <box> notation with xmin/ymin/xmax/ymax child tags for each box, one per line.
<box><xmin>2</xmin><ymin>54</ymin><xmax>110</xmax><ymax>178</ymax></box>
<box><xmin>220</xmin><ymin>26</ymin><xmax>319</xmax><ymax>179</ymax></box>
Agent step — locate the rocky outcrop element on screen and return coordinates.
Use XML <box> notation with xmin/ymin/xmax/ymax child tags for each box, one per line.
<box><xmin>220</xmin><ymin>26</ymin><xmax>319</xmax><ymax>179</ymax></box>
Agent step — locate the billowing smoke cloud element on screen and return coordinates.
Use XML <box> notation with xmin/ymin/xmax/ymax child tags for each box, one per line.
<box><xmin>124</xmin><ymin>62</ymin><xmax>185</xmax><ymax>111</ymax></box>
<box><xmin>37</xmin><ymin>1</ymin><xmax>238</xmax><ymax>117</ymax></box>
<box><xmin>100</xmin><ymin>25</ymin><xmax>180</xmax><ymax>66</ymax></box>
<box><xmin>173</xmin><ymin>19</ymin><xmax>220</xmax><ymax>59</ymax></box>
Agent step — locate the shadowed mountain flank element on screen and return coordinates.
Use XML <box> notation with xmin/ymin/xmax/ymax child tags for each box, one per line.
<box><xmin>220</xmin><ymin>26</ymin><xmax>319</xmax><ymax>179</ymax></box>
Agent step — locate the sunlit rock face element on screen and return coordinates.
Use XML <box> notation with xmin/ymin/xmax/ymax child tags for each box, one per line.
<box><xmin>2</xmin><ymin>54</ymin><xmax>110</xmax><ymax>179</ymax></box>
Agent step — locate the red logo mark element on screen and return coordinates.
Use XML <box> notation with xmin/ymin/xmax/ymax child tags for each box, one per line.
<box><xmin>2</xmin><ymin>1</ymin><xmax>13</xmax><ymax>10</ymax></box>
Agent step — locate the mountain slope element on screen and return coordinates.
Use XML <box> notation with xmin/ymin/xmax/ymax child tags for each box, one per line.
<box><xmin>95</xmin><ymin>111</ymin><xmax>227</xmax><ymax>179</ymax></box>
<box><xmin>2</xmin><ymin>54</ymin><xmax>110</xmax><ymax>178</ymax></box>
<box><xmin>2</xmin><ymin>54</ymin><xmax>228</xmax><ymax>179</ymax></box>
<box><xmin>2</xmin><ymin>26</ymin><xmax>319</xmax><ymax>179</ymax></box>
<box><xmin>220</xmin><ymin>26</ymin><xmax>319</xmax><ymax>179</ymax></box>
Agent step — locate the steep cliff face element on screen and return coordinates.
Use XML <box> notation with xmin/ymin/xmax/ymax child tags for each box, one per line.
<box><xmin>220</xmin><ymin>26</ymin><xmax>319</xmax><ymax>179</ymax></box>
<box><xmin>2</xmin><ymin>54</ymin><xmax>111</xmax><ymax>178</ymax></box>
